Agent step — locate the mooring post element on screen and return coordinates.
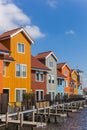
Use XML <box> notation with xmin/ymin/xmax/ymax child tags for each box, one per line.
<box><xmin>48</xmin><ymin>108</ymin><xmax>50</xmax><ymax>123</ymax></box>
<box><xmin>6</xmin><ymin>112</ymin><xmax>8</xmax><ymax>126</ymax></box>
<box><xmin>44</xmin><ymin>107</ymin><xmax>46</xmax><ymax>122</ymax></box>
<box><xmin>32</xmin><ymin>106</ymin><xmax>35</xmax><ymax>122</ymax></box>
<box><xmin>20</xmin><ymin>113</ymin><xmax>23</xmax><ymax>130</ymax></box>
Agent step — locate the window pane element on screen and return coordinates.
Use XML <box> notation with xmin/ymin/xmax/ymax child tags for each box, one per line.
<box><xmin>16</xmin><ymin>64</ymin><xmax>20</xmax><ymax>76</ymax></box>
<box><xmin>21</xmin><ymin>44</ymin><xmax>24</xmax><ymax>52</ymax></box>
<box><xmin>36</xmin><ymin>73</ymin><xmax>39</xmax><ymax>81</ymax></box>
<box><xmin>18</xmin><ymin>43</ymin><xmax>21</xmax><ymax>52</ymax></box>
<box><xmin>41</xmin><ymin>91</ymin><xmax>43</xmax><ymax>100</ymax></box>
<box><xmin>40</xmin><ymin>74</ymin><xmax>43</xmax><ymax>81</ymax></box>
<box><xmin>22</xmin><ymin>65</ymin><xmax>26</xmax><ymax>77</ymax></box>
<box><xmin>36</xmin><ymin>91</ymin><xmax>39</xmax><ymax>101</ymax></box>
<box><xmin>16</xmin><ymin>90</ymin><xmax>20</xmax><ymax>102</ymax></box>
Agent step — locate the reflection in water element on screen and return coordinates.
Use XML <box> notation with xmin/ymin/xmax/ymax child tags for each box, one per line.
<box><xmin>33</xmin><ymin>108</ymin><xmax>87</xmax><ymax>130</ymax></box>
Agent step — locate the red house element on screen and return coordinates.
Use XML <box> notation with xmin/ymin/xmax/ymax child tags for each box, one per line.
<box><xmin>31</xmin><ymin>55</ymin><xmax>50</xmax><ymax>102</ymax></box>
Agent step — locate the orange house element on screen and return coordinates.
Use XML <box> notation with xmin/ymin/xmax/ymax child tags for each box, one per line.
<box><xmin>0</xmin><ymin>27</ymin><xmax>34</xmax><ymax>103</ymax></box>
<box><xmin>0</xmin><ymin>43</ymin><xmax>14</xmax><ymax>94</ymax></box>
<box><xmin>57</xmin><ymin>63</ymin><xmax>71</xmax><ymax>96</ymax></box>
<box><xmin>71</xmin><ymin>69</ymin><xmax>78</xmax><ymax>95</ymax></box>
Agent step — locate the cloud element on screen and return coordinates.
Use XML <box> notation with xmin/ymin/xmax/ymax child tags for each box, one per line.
<box><xmin>46</xmin><ymin>0</ymin><xmax>58</xmax><ymax>8</ymax></box>
<box><xmin>25</xmin><ymin>25</ymin><xmax>45</xmax><ymax>39</ymax></box>
<box><xmin>65</xmin><ymin>30</ymin><xmax>75</xmax><ymax>35</ymax></box>
<box><xmin>0</xmin><ymin>0</ymin><xmax>45</xmax><ymax>39</ymax></box>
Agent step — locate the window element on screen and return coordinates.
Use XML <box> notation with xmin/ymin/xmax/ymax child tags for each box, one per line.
<box><xmin>16</xmin><ymin>89</ymin><xmax>26</xmax><ymax>102</ymax></box>
<box><xmin>3</xmin><ymin>62</ymin><xmax>6</xmax><ymax>76</ymax></box>
<box><xmin>36</xmin><ymin>71</ymin><xmax>44</xmax><ymax>82</ymax></box>
<box><xmin>57</xmin><ymin>78</ymin><xmax>62</xmax><ymax>85</ymax></box>
<box><xmin>48</xmin><ymin>75</ymin><xmax>55</xmax><ymax>84</ymax></box>
<box><xmin>36</xmin><ymin>90</ymin><xmax>44</xmax><ymax>101</ymax></box>
<box><xmin>16</xmin><ymin>64</ymin><xmax>27</xmax><ymax>77</ymax></box>
<box><xmin>18</xmin><ymin>43</ymin><xmax>24</xmax><ymax>53</ymax></box>
<box><xmin>65</xmin><ymin>80</ymin><xmax>68</xmax><ymax>87</ymax></box>
<box><xmin>49</xmin><ymin>62</ymin><xmax>53</xmax><ymax>68</ymax></box>
<box><xmin>64</xmin><ymin>70</ymin><xmax>67</xmax><ymax>76</ymax></box>
<box><xmin>48</xmin><ymin>75</ymin><xmax>51</xmax><ymax>83</ymax></box>
<box><xmin>51</xmin><ymin>76</ymin><xmax>54</xmax><ymax>84</ymax></box>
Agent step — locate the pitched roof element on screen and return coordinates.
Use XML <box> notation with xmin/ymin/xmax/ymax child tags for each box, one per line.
<box><xmin>71</xmin><ymin>69</ymin><xmax>77</xmax><ymax>75</ymax></box>
<box><xmin>57</xmin><ymin>70</ymin><xmax>66</xmax><ymax>78</ymax></box>
<box><xmin>0</xmin><ymin>27</ymin><xmax>34</xmax><ymax>44</ymax></box>
<box><xmin>0</xmin><ymin>42</ymin><xmax>10</xmax><ymax>53</ymax></box>
<box><xmin>57</xmin><ymin>62</ymin><xmax>66</xmax><ymax>69</ymax></box>
<box><xmin>57</xmin><ymin>62</ymin><xmax>70</xmax><ymax>70</ymax></box>
<box><xmin>31</xmin><ymin>55</ymin><xmax>50</xmax><ymax>71</ymax></box>
<box><xmin>35</xmin><ymin>51</ymin><xmax>58</xmax><ymax>61</ymax></box>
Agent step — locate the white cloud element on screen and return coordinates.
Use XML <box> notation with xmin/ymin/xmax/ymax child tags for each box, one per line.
<box><xmin>25</xmin><ymin>25</ymin><xmax>45</xmax><ymax>39</ymax></box>
<box><xmin>0</xmin><ymin>0</ymin><xmax>45</xmax><ymax>39</ymax></box>
<box><xmin>47</xmin><ymin>0</ymin><xmax>58</xmax><ymax>8</ymax></box>
<box><xmin>65</xmin><ymin>30</ymin><xmax>75</xmax><ymax>35</ymax></box>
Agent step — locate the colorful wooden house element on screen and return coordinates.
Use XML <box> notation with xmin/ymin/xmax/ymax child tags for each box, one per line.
<box><xmin>57</xmin><ymin>63</ymin><xmax>71</xmax><ymax>97</ymax></box>
<box><xmin>76</xmin><ymin>69</ymin><xmax>83</xmax><ymax>95</ymax></box>
<box><xmin>31</xmin><ymin>55</ymin><xmax>50</xmax><ymax>102</ymax></box>
<box><xmin>0</xmin><ymin>27</ymin><xmax>34</xmax><ymax>104</ymax></box>
<box><xmin>70</xmin><ymin>69</ymin><xmax>78</xmax><ymax>95</ymax></box>
<box><xmin>57</xmin><ymin>70</ymin><xmax>66</xmax><ymax>98</ymax></box>
<box><xmin>35</xmin><ymin>51</ymin><xmax>58</xmax><ymax>101</ymax></box>
<box><xmin>0</xmin><ymin>43</ymin><xmax>14</xmax><ymax>94</ymax></box>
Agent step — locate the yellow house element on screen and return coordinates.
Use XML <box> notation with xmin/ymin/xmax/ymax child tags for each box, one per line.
<box><xmin>0</xmin><ymin>27</ymin><xmax>34</xmax><ymax>104</ymax></box>
<box><xmin>71</xmin><ymin>69</ymin><xmax>78</xmax><ymax>95</ymax></box>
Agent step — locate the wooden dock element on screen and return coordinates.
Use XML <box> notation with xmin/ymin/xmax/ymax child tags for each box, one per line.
<box><xmin>0</xmin><ymin>100</ymin><xmax>86</xmax><ymax>129</ymax></box>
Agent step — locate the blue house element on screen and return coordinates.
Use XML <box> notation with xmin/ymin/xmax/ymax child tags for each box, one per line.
<box><xmin>56</xmin><ymin>70</ymin><xmax>66</xmax><ymax>98</ymax></box>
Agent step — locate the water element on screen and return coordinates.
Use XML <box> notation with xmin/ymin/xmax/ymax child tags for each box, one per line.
<box><xmin>0</xmin><ymin>108</ymin><xmax>87</xmax><ymax>130</ymax></box>
<box><xmin>34</xmin><ymin>108</ymin><xmax>87</xmax><ymax>130</ymax></box>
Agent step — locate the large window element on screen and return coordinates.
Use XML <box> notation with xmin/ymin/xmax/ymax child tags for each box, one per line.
<box><xmin>16</xmin><ymin>89</ymin><xmax>26</xmax><ymax>102</ymax></box>
<box><xmin>36</xmin><ymin>71</ymin><xmax>44</xmax><ymax>82</ymax></box>
<box><xmin>36</xmin><ymin>90</ymin><xmax>44</xmax><ymax>101</ymax></box>
<box><xmin>18</xmin><ymin>43</ymin><xmax>24</xmax><ymax>53</ymax></box>
<box><xmin>16</xmin><ymin>64</ymin><xmax>27</xmax><ymax>77</ymax></box>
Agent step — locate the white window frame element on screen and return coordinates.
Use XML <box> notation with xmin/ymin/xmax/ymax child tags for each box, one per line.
<box><xmin>17</xmin><ymin>43</ymin><xmax>25</xmax><ymax>54</ymax></box>
<box><xmin>35</xmin><ymin>90</ymin><xmax>44</xmax><ymax>101</ymax></box>
<box><xmin>15</xmin><ymin>88</ymin><xmax>26</xmax><ymax>102</ymax></box>
<box><xmin>16</xmin><ymin>63</ymin><xmax>27</xmax><ymax>78</ymax></box>
<box><xmin>35</xmin><ymin>71</ymin><xmax>44</xmax><ymax>82</ymax></box>
<box><xmin>49</xmin><ymin>61</ymin><xmax>53</xmax><ymax>68</ymax></box>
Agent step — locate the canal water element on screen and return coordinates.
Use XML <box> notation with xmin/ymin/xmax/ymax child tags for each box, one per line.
<box><xmin>0</xmin><ymin>107</ymin><xmax>87</xmax><ymax>130</ymax></box>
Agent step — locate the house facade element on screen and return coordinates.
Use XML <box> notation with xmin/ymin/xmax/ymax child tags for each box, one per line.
<box><xmin>57</xmin><ymin>70</ymin><xmax>66</xmax><ymax>97</ymax></box>
<box><xmin>35</xmin><ymin>51</ymin><xmax>58</xmax><ymax>101</ymax></box>
<box><xmin>71</xmin><ymin>69</ymin><xmax>78</xmax><ymax>95</ymax></box>
<box><xmin>0</xmin><ymin>27</ymin><xmax>34</xmax><ymax>104</ymax></box>
<box><xmin>31</xmin><ymin>55</ymin><xmax>50</xmax><ymax>102</ymax></box>
<box><xmin>57</xmin><ymin>63</ymin><xmax>71</xmax><ymax>96</ymax></box>
<box><xmin>76</xmin><ymin>69</ymin><xmax>83</xmax><ymax>95</ymax></box>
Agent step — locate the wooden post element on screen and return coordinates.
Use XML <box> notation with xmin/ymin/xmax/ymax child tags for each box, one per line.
<box><xmin>48</xmin><ymin>108</ymin><xmax>50</xmax><ymax>123</ymax></box>
<box><xmin>6</xmin><ymin>112</ymin><xmax>8</xmax><ymax>125</ymax></box>
<box><xmin>32</xmin><ymin>106</ymin><xmax>35</xmax><ymax>122</ymax></box>
<box><xmin>55</xmin><ymin>107</ymin><xmax>57</xmax><ymax>123</ymax></box>
<box><xmin>44</xmin><ymin>107</ymin><xmax>46</xmax><ymax>122</ymax></box>
<box><xmin>20</xmin><ymin>113</ymin><xmax>23</xmax><ymax>130</ymax></box>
